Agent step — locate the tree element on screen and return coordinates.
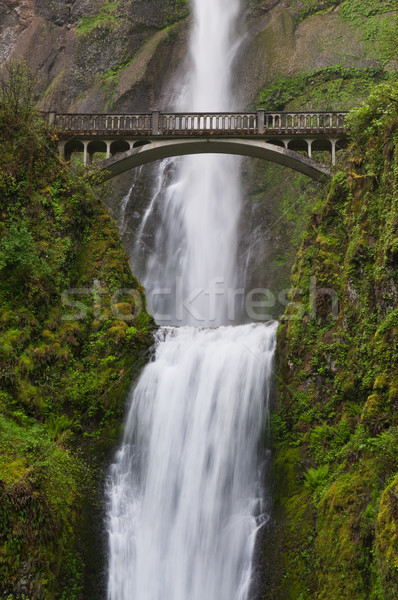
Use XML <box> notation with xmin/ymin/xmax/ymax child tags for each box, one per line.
<box><xmin>0</xmin><ymin>59</ymin><xmax>39</xmax><ymax>139</ymax></box>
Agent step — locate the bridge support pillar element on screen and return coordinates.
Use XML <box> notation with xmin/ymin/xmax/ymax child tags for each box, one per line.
<box><xmin>58</xmin><ymin>141</ymin><xmax>66</xmax><ymax>159</ymax></box>
<box><xmin>283</xmin><ymin>139</ymin><xmax>291</xmax><ymax>149</ymax></box>
<box><xmin>306</xmin><ymin>139</ymin><xmax>314</xmax><ymax>158</ymax></box>
<box><xmin>83</xmin><ymin>141</ymin><xmax>89</xmax><ymax>166</ymax></box>
<box><xmin>331</xmin><ymin>139</ymin><xmax>337</xmax><ymax>166</ymax></box>
<box><xmin>106</xmin><ymin>141</ymin><xmax>111</xmax><ymax>159</ymax></box>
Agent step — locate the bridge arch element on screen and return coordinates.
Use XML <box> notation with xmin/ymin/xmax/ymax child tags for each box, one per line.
<box><xmin>64</xmin><ymin>139</ymin><xmax>85</xmax><ymax>162</ymax></box>
<box><xmin>265</xmin><ymin>138</ymin><xmax>284</xmax><ymax>149</ymax></box>
<box><xmin>110</xmin><ymin>140</ymin><xmax>131</xmax><ymax>155</ymax></box>
<box><xmin>132</xmin><ymin>140</ymin><xmax>151</xmax><ymax>149</ymax></box>
<box><xmin>287</xmin><ymin>138</ymin><xmax>309</xmax><ymax>153</ymax></box>
<box><xmin>98</xmin><ymin>138</ymin><xmax>332</xmax><ymax>182</ymax></box>
<box><xmin>88</xmin><ymin>140</ymin><xmax>107</xmax><ymax>163</ymax></box>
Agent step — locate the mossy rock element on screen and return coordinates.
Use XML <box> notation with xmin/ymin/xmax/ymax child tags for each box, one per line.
<box><xmin>0</xmin><ymin>100</ymin><xmax>155</xmax><ymax>598</ymax></box>
<box><xmin>376</xmin><ymin>475</ymin><xmax>398</xmax><ymax>598</ymax></box>
<box><xmin>273</xmin><ymin>82</ymin><xmax>398</xmax><ymax>599</ymax></box>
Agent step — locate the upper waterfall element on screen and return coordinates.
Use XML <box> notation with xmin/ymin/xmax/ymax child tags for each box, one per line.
<box><xmin>136</xmin><ymin>0</ymin><xmax>243</xmax><ymax>327</ymax></box>
<box><xmin>180</xmin><ymin>0</ymin><xmax>241</xmax><ymax>112</ymax></box>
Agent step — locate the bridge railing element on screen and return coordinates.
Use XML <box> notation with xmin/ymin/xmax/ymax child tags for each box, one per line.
<box><xmin>51</xmin><ymin>110</ymin><xmax>348</xmax><ymax>136</ymax></box>
<box><xmin>264</xmin><ymin>112</ymin><xmax>346</xmax><ymax>131</ymax></box>
<box><xmin>160</xmin><ymin>113</ymin><xmax>258</xmax><ymax>134</ymax></box>
<box><xmin>54</xmin><ymin>113</ymin><xmax>153</xmax><ymax>134</ymax></box>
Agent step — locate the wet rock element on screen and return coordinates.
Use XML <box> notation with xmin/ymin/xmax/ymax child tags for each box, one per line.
<box><xmin>35</xmin><ymin>0</ymin><xmax>70</xmax><ymax>26</ymax></box>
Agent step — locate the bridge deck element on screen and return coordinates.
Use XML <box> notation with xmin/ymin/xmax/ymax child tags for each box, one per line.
<box><xmin>50</xmin><ymin>110</ymin><xmax>348</xmax><ymax>138</ymax></box>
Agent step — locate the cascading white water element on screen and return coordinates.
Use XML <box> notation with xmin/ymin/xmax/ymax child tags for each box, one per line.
<box><xmin>107</xmin><ymin>323</ymin><xmax>277</xmax><ymax>600</ymax></box>
<box><xmin>136</xmin><ymin>0</ymin><xmax>242</xmax><ymax>326</ymax></box>
<box><xmin>106</xmin><ymin>1</ymin><xmax>277</xmax><ymax>599</ymax></box>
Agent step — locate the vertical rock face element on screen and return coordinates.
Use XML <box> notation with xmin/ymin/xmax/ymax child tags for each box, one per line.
<box><xmin>0</xmin><ymin>0</ymin><xmax>190</xmax><ymax>111</ymax></box>
<box><xmin>235</xmin><ymin>1</ymin><xmax>398</xmax><ymax>312</ymax></box>
<box><xmin>2</xmin><ymin>0</ymin><xmax>397</xmax><ymax>111</ymax></box>
<box><xmin>0</xmin><ymin>0</ymin><xmax>34</xmax><ymax>62</ymax></box>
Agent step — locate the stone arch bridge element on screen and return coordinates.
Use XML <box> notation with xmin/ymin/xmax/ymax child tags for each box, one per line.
<box><xmin>52</xmin><ymin>110</ymin><xmax>348</xmax><ymax>183</ymax></box>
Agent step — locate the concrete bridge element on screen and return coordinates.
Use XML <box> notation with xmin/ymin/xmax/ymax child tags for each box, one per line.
<box><xmin>52</xmin><ymin>110</ymin><xmax>348</xmax><ymax>182</ymax></box>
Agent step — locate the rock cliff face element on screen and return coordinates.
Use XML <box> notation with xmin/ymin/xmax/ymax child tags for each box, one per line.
<box><xmin>236</xmin><ymin>0</ymin><xmax>397</xmax><ymax>314</ymax></box>
<box><xmin>238</xmin><ymin>0</ymin><xmax>397</xmax><ymax>105</ymax></box>
<box><xmin>3</xmin><ymin>0</ymin><xmax>397</xmax><ymax>113</ymax></box>
<box><xmin>1</xmin><ymin>0</ymin><xmax>189</xmax><ymax>111</ymax></box>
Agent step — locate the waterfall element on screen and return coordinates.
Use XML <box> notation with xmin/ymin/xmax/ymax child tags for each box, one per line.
<box><xmin>135</xmin><ymin>0</ymin><xmax>242</xmax><ymax>326</ymax></box>
<box><xmin>107</xmin><ymin>323</ymin><xmax>277</xmax><ymax>600</ymax></box>
<box><xmin>106</xmin><ymin>0</ymin><xmax>277</xmax><ymax>598</ymax></box>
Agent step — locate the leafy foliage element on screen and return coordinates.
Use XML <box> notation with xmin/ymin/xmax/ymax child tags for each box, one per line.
<box><xmin>0</xmin><ymin>60</ymin><xmax>39</xmax><ymax>136</ymax></box>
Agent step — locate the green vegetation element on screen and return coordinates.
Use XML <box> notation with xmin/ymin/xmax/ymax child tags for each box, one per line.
<box><xmin>0</xmin><ymin>62</ymin><xmax>155</xmax><ymax>599</ymax></box>
<box><xmin>77</xmin><ymin>0</ymin><xmax>188</xmax><ymax>36</ymax></box>
<box><xmin>257</xmin><ymin>66</ymin><xmax>394</xmax><ymax>111</ymax></box>
<box><xmin>291</xmin><ymin>0</ymin><xmax>341</xmax><ymax>24</ymax></box>
<box><xmin>77</xmin><ymin>0</ymin><xmax>122</xmax><ymax>36</ymax></box>
<box><xmin>271</xmin><ymin>81</ymin><xmax>398</xmax><ymax>599</ymax></box>
<box><xmin>285</xmin><ymin>0</ymin><xmax>397</xmax><ymax>64</ymax></box>
<box><xmin>164</xmin><ymin>0</ymin><xmax>189</xmax><ymax>26</ymax></box>
<box><xmin>290</xmin><ymin>0</ymin><xmax>398</xmax><ymax>47</ymax></box>
<box><xmin>100</xmin><ymin>58</ymin><xmax>133</xmax><ymax>82</ymax></box>
<box><xmin>339</xmin><ymin>0</ymin><xmax>398</xmax><ymax>61</ymax></box>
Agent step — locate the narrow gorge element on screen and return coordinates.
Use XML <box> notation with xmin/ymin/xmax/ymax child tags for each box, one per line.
<box><xmin>0</xmin><ymin>1</ymin><xmax>398</xmax><ymax>599</ymax></box>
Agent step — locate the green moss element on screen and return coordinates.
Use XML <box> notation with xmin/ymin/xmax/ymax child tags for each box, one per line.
<box><xmin>377</xmin><ymin>475</ymin><xmax>398</xmax><ymax>598</ymax></box>
<box><xmin>270</xmin><ymin>445</ymin><xmax>316</xmax><ymax>599</ymax></box>
<box><xmin>271</xmin><ymin>81</ymin><xmax>398</xmax><ymax>599</ymax></box>
<box><xmin>164</xmin><ymin>0</ymin><xmax>189</xmax><ymax>26</ymax></box>
<box><xmin>339</xmin><ymin>0</ymin><xmax>398</xmax><ymax>61</ymax></box>
<box><xmin>289</xmin><ymin>0</ymin><xmax>341</xmax><ymax>24</ymax></box>
<box><xmin>257</xmin><ymin>66</ymin><xmax>395</xmax><ymax>111</ymax></box>
<box><xmin>76</xmin><ymin>0</ymin><xmax>121</xmax><ymax>36</ymax></box>
<box><xmin>0</xmin><ymin>65</ymin><xmax>155</xmax><ymax>598</ymax></box>
<box><xmin>100</xmin><ymin>57</ymin><xmax>133</xmax><ymax>82</ymax></box>
<box><xmin>315</xmin><ymin>466</ymin><xmax>379</xmax><ymax>599</ymax></box>
<box><xmin>289</xmin><ymin>0</ymin><xmax>398</xmax><ymax>47</ymax></box>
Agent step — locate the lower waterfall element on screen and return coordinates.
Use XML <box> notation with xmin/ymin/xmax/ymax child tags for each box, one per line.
<box><xmin>106</xmin><ymin>322</ymin><xmax>277</xmax><ymax>600</ymax></box>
